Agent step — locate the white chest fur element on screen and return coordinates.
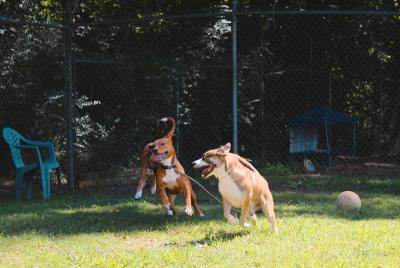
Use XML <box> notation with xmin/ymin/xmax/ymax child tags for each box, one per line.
<box><xmin>214</xmin><ymin>167</ymin><xmax>244</xmax><ymax>208</ymax></box>
<box><xmin>160</xmin><ymin>157</ymin><xmax>178</xmax><ymax>188</ymax></box>
<box><xmin>162</xmin><ymin>169</ymin><xmax>178</xmax><ymax>188</ymax></box>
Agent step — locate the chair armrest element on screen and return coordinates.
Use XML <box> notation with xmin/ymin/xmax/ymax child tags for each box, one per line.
<box><xmin>25</xmin><ymin>139</ymin><xmax>51</xmax><ymax>147</ymax></box>
<box><xmin>12</xmin><ymin>144</ymin><xmax>43</xmax><ymax>163</ymax></box>
<box><xmin>24</xmin><ymin>140</ymin><xmax>57</xmax><ymax>163</ymax></box>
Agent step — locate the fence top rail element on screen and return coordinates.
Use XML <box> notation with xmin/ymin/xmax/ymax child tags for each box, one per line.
<box><xmin>0</xmin><ymin>16</ymin><xmax>65</xmax><ymax>29</ymax></box>
<box><xmin>238</xmin><ymin>8</ymin><xmax>400</xmax><ymax>16</ymax></box>
<box><xmin>74</xmin><ymin>8</ymin><xmax>400</xmax><ymax>27</ymax></box>
<box><xmin>73</xmin><ymin>11</ymin><xmax>228</xmax><ymax>27</ymax></box>
<box><xmin>1</xmin><ymin>8</ymin><xmax>399</xmax><ymax>29</ymax></box>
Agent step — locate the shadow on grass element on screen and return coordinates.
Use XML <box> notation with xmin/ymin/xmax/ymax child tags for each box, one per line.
<box><xmin>185</xmin><ymin>230</ymin><xmax>249</xmax><ymax>246</ymax></box>
<box><xmin>1</xmin><ymin>179</ymin><xmax>400</xmax><ymax>237</ymax></box>
<box><xmin>0</xmin><ymin>191</ymin><xmax>224</xmax><ymax>236</ymax></box>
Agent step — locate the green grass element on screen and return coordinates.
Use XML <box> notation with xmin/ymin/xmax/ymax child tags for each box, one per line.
<box><xmin>0</xmin><ymin>177</ymin><xmax>400</xmax><ymax>267</ymax></box>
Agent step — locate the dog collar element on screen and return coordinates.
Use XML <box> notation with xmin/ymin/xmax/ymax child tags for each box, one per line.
<box><xmin>225</xmin><ymin>163</ymin><xmax>236</xmax><ymax>174</ymax></box>
<box><xmin>160</xmin><ymin>164</ymin><xmax>176</xmax><ymax>170</ymax></box>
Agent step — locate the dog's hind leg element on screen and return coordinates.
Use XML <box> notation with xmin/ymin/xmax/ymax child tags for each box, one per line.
<box><xmin>190</xmin><ymin>190</ymin><xmax>204</xmax><ymax>217</ymax></box>
<box><xmin>239</xmin><ymin>192</ymin><xmax>252</xmax><ymax>228</ymax></box>
<box><xmin>135</xmin><ymin>160</ymin><xmax>150</xmax><ymax>200</ymax></box>
<box><xmin>135</xmin><ymin>177</ymin><xmax>147</xmax><ymax>199</ymax></box>
<box><xmin>135</xmin><ymin>143</ymin><xmax>155</xmax><ymax>199</ymax></box>
<box><xmin>150</xmin><ymin>177</ymin><xmax>157</xmax><ymax>194</ymax></box>
<box><xmin>248</xmin><ymin>203</ymin><xmax>257</xmax><ymax>225</ymax></box>
<box><xmin>261</xmin><ymin>193</ymin><xmax>277</xmax><ymax>233</ymax></box>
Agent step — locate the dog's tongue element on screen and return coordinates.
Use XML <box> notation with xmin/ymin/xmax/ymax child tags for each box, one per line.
<box><xmin>201</xmin><ymin>166</ymin><xmax>212</xmax><ymax>177</ymax></box>
<box><xmin>150</xmin><ymin>153</ymin><xmax>164</xmax><ymax>162</ymax></box>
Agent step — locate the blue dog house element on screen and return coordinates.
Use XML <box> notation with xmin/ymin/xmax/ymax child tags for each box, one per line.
<box><xmin>288</xmin><ymin>106</ymin><xmax>357</xmax><ymax>164</ymax></box>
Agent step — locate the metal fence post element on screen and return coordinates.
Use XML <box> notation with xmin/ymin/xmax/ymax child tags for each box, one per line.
<box><xmin>174</xmin><ymin>64</ymin><xmax>182</xmax><ymax>157</ymax></box>
<box><xmin>231</xmin><ymin>0</ymin><xmax>238</xmax><ymax>153</ymax></box>
<box><xmin>64</xmin><ymin>0</ymin><xmax>75</xmax><ymax>189</ymax></box>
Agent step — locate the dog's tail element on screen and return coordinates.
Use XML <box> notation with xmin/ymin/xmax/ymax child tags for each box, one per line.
<box><xmin>237</xmin><ymin>156</ymin><xmax>256</xmax><ymax>173</ymax></box>
<box><xmin>160</xmin><ymin>116</ymin><xmax>176</xmax><ymax>139</ymax></box>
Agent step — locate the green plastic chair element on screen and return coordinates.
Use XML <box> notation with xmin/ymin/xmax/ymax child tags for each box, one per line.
<box><xmin>2</xmin><ymin>127</ymin><xmax>61</xmax><ymax>200</ymax></box>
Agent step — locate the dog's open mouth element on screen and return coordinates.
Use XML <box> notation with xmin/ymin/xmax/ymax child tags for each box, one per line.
<box><xmin>150</xmin><ymin>152</ymin><xmax>167</xmax><ymax>162</ymax></box>
<box><xmin>200</xmin><ymin>165</ymin><xmax>214</xmax><ymax>177</ymax></box>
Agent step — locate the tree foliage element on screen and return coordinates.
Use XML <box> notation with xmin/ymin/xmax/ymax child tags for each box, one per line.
<box><xmin>1</xmin><ymin>1</ymin><xmax>400</xmax><ymax>177</ymax></box>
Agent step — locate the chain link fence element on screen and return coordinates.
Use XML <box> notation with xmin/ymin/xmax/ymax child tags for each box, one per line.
<box><xmin>0</xmin><ymin>21</ymin><xmax>66</xmax><ymax>180</ymax></box>
<box><xmin>236</xmin><ymin>13</ymin><xmax>400</xmax><ymax>176</ymax></box>
<box><xmin>73</xmin><ymin>16</ymin><xmax>232</xmax><ymax>185</ymax></box>
<box><xmin>1</xmin><ymin>8</ymin><xmax>400</xmax><ymax>190</ymax></box>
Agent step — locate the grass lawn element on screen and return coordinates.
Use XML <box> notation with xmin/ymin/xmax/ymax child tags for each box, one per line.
<box><xmin>0</xmin><ymin>176</ymin><xmax>399</xmax><ymax>267</ymax></box>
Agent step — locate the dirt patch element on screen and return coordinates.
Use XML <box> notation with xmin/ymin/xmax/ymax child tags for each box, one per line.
<box><xmin>120</xmin><ymin>236</ymin><xmax>165</xmax><ymax>249</ymax></box>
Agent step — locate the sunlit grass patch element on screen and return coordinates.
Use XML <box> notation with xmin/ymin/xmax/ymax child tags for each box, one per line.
<box><xmin>0</xmin><ymin>177</ymin><xmax>399</xmax><ymax>267</ymax></box>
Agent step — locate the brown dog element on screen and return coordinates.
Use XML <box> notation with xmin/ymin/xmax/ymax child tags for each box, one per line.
<box><xmin>192</xmin><ymin>142</ymin><xmax>277</xmax><ymax>232</ymax></box>
<box><xmin>139</xmin><ymin>117</ymin><xmax>204</xmax><ymax>217</ymax></box>
<box><xmin>134</xmin><ymin>117</ymin><xmax>178</xmax><ymax>200</ymax></box>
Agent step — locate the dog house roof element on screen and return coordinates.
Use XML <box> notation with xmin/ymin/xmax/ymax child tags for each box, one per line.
<box><xmin>288</xmin><ymin>106</ymin><xmax>356</xmax><ymax>128</ymax></box>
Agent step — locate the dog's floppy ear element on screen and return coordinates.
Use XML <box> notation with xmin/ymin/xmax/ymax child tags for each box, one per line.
<box><xmin>217</xmin><ymin>142</ymin><xmax>231</xmax><ymax>156</ymax></box>
<box><xmin>143</xmin><ymin>142</ymin><xmax>154</xmax><ymax>151</ymax></box>
<box><xmin>142</xmin><ymin>142</ymin><xmax>155</xmax><ymax>157</ymax></box>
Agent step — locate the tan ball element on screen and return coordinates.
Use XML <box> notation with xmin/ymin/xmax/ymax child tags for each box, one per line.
<box><xmin>336</xmin><ymin>191</ymin><xmax>361</xmax><ymax>209</ymax></box>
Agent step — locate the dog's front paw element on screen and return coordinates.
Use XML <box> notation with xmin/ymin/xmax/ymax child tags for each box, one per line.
<box><xmin>249</xmin><ymin>214</ymin><xmax>257</xmax><ymax>225</ymax></box>
<box><xmin>239</xmin><ymin>218</ymin><xmax>249</xmax><ymax>228</ymax></box>
<box><xmin>185</xmin><ymin>206</ymin><xmax>194</xmax><ymax>216</ymax></box>
<box><xmin>242</xmin><ymin>222</ymin><xmax>250</xmax><ymax>228</ymax></box>
<box><xmin>227</xmin><ymin>215</ymin><xmax>239</xmax><ymax>224</ymax></box>
<box><xmin>134</xmin><ymin>191</ymin><xmax>142</xmax><ymax>200</ymax></box>
<box><xmin>166</xmin><ymin>209</ymin><xmax>174</xmax><ymax>216</ymax></box>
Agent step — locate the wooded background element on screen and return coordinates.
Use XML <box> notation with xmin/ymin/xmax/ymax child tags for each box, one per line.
<box><xmin>1</xmin><ymin>1</ymin><xmax>400</xmax><ymax>185</ymax></box>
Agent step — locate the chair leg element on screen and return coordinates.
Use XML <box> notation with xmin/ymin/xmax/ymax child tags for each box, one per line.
<box><xmin>15</xmin><ymin>170</ymin><xmax>23</xmax><ymax>201</ymax></box>
<box><xmin>45</xmin><ymin>169</ymin><xmax>51</xmax><ymax>199</ymax></box>
<box><xmin>40</xmin><ymin>167</ymin><xmax>51</xmax><ymax>199</ymax></box>
<box><xmin>25</xmin><ymin>173</ymin><xmax>33</xmax><ymax>200</ymax></box>
<box><xmin>56</xmin><ymin>168</ymin><xmax>62</xmax><ymax>194</ymax></box>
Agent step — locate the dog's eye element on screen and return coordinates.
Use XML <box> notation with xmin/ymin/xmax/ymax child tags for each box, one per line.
<box><xmin>161</xmin><ymin>143</ymin><xmax>165</xmax><ymax>146</ymax></box>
